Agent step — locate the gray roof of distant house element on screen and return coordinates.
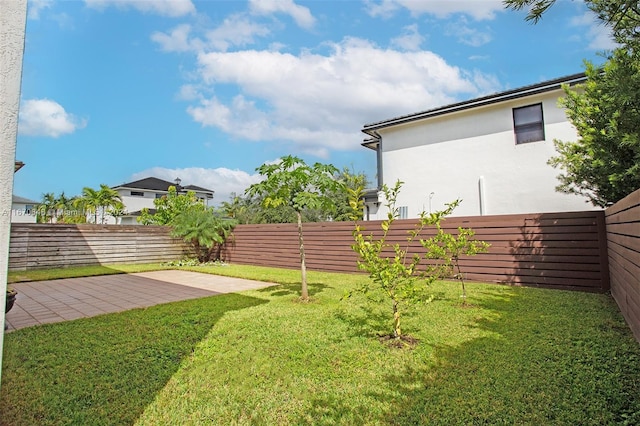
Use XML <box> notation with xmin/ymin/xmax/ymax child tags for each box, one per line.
<box><xmin>114</xmin><ymin>177</ymin><xmax>214</xmax><ymax>196</ymax></box>
<box><xmin>362</xmin><ymin>72</ymin><xmax>587</xmax><ymax>137</ymax></box>
<box><xmin>12</xmin><ymin>195</ymin><xmax>38</xmax><ymax>204</ymax></box>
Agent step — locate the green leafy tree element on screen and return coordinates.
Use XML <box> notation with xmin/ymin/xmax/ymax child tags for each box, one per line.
<box><xmin>37</xmin><ymin>192</ymin><xmax>56</xmax><ymax>223</ymax></box>
<box><xmin>246</xmin><ymin>155</ymin><xmax>343</xmax><ymax>301</ymax></box>
<box><xmin>505</xmin><ymin>0</ymin><xmax>640</xmax><ymax>205</ymax></box>
<box><xmin>421</xmin><ymin>211</ymin><xmax>490</xmax><ymax>305</ymax></box>
<box><xmin>348</xmin><ymin>181</ymin><xmax>453</xmax><ymax>339</ymax></box>
<box><xmin>138</xmin><ymin>186</ymin><xmax>205</xmax><ymax>225</ymax></box>
<box><xmin>348</xmin><ymin>182</ymin><xmax>488</xmax><ymax>339</ymax></box>
<box><xmin>79</xmin><ymin>185</ymin><xmax>123</xmax><ymax>224</ymax></box>
<box><xmin>107</xmin><ymin>203</ymin><xmax>126</xmax><ymax>225</ymax></box>
<box><xmin>327</xmin><ymin>167</ymin><xmax>369</xmax><ymax>222</ymax></box>
<box><xmin>171</xmin><ymin>209</ymin><xmax>237</xmax><ymax>262</ymax></box>
<box><xmin>55</xmin><ymin>193</ymin><xmax>87</xmax><ymax>224</ymax></box>
<box><xmin>80</xmin><ymin>187</ymin><xmax>101</xmax><ymax>224</ymax></box>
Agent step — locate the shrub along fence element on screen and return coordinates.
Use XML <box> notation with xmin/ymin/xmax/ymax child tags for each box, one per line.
<box><xmin>606</xmin><ymin>189</ymin><xmax>640</xmax><ymax>342</ymax></box>
<box><xmin>226</xmin><ymin>210</ymin><xmax>609</xmax><ymax>293</ymax></box>
<box><xmin>9</xmin><ymin>224</ymin><xmax>185</xmax><ymax>271</ymax></box>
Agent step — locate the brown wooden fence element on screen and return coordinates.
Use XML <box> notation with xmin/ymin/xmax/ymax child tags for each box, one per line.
<box><xmin>8</xmin><ymin>224</ymin><xmax>185</xmax><ymax>270</ymax></box>
<box><xmin>606</xmin><ymin>189</ymin><xmax>640</xmax><ymax>341</ymax></box>
<box><xmin>226</xmin><ymin>210</ymin><xmax>609</xmax><ymax>292</ymax></box>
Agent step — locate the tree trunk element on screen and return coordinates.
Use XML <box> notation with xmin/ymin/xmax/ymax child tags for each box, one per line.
<box><xmin>393</xmin><ymin>299</ymin><xmax>401</xmax><ymax>338</ymax></box>
<box><xmin>297</xmin><ymin>210</ymin><xmax>308</xmax><ymax>301</ymax></box>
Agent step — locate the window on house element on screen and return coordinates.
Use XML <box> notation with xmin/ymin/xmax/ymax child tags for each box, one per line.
<box><xmin>155</xmin><ymin>193</ymin><xmax>164</xmax><ymax>199</ymax></box>
<box><xmin>25</xmin><ymin>204</ymin><xmax>33</xmax><ymax>214</ymax></box>
<box><xmin>130</xmin><ymin>191</ymin><xmax>144</xmax><ymax>196</ymax></box>
<box><xmin>398</xmin><ymin>206</ymin><xmax>408</xmax><ymax>219</ymax></box>
<box><xmin>513</xmin><ymin>103</ymin><xmax>544</xmax><ymax>144</ymax></box>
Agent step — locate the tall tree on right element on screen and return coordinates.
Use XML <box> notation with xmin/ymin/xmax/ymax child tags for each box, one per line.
<box><xmin>505</xmin><ymin>0</ymin><xmax>640</xmax><ymax>206</ymax></box>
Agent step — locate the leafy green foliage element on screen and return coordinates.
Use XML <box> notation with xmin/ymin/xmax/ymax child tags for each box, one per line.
<box><xmin>550</xmin><ymin>57</ymin><xmax>640</xmax><ymax>206</ymax></box>
<box><xmin>245</xmin><ymin>155</ymin><xmax>344</xmax><ymax>300</ymax></box>
<box><xmin>223</xmin><ymin>168</ymin><xmax>366</xmax><ymax>224</ymax></box>
<box><xmin>138</xmin><ymin>186</ymin><xmax>205</xmax><ymax>225</ymax></box>
<box><xmin>79</xmin><ymin>184</ymin><xmax>123</xmax><ymax>224</ymax></box>
<box><xmin>506</xmin><ymin>0</ymin><xmax>640</xmax><ymax>205</ymax></box>
<box><xmin>348</xmin><ymin>181</ymin><xmax>436</xmax><ymax>339</ymax></box>
<box><xmin>170</xmin><ymin>209</ymin><xmax>236</xmax><ymax>263</ymax></box>
<box><xmin>349</xmin><ymin>182</ymin><xmax>490</xmax><ymax>337</ymax></box>
<box><xmin>420</xmin><ymin>203</ymin><xmax>491</xmax><ymax>304</ymax></box>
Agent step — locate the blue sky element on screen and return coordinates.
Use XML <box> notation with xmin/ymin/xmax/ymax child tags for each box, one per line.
<box><xmin>15</xmin><ymin>0</ymin><xmax>613</xmax><ymax>205</ymax></box>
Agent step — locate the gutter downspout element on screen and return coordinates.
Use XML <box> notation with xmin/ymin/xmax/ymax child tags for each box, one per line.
<box><xmin>362</xmin><ymin>128</ymin><xmax>383</xmax><ymax>190</ymax></box>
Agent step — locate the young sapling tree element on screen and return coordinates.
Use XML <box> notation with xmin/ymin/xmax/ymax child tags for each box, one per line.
<box><xmin>421</xmin><ymin>216</ymin><xmax>490</xmax><ymax>305</ymax></box>
<box><xmin>246</xmin><ymin>155</ymin><xmax>343</xmax><ymax>301</ymax></box>
<box><xmin>348</xmin><ymin>181</ymin><xmax>456</xmax><ymax>340</ymax></box>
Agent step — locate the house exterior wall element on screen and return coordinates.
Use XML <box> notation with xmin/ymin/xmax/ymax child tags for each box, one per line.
<box><xmin>113</xmin><ymin>188</ymin><xmax>213</xmax><ymax>225</ymax></box>
<box><xmin>118</xmin><ymin>190</ymin><xmax>157</xmax><ymax>214</ymax></box>
<box><xmin>10</xmin><ymin>202</ymin><xmax>36</xmax><ymax>223</ymax></box>
<box><xmin>369</xmin><ymin>88</ymin><xmax>596</xmax><ymax>219</ymax></box>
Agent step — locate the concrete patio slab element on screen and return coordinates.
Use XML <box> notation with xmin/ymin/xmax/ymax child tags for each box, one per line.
<box><xmin>5</xmin><ymin>270</ymin><xmax>275</xmax><ymax>331</ymax></box>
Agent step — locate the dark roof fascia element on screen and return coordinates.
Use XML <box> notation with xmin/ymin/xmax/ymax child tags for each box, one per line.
<box><xmin>362</xmin><ymin>72</ymin><xmax>587</xmax><ymax>137</ymax></box>
<box><xmin>123</xmin><ymin>209</ymin><xmax>157</xmax><ymax>217</ymax></box>
<box><xmin>113</xmin><ymin>177</ymin><xmax>214</xmax><ymax>195</ymax></box>
<box><xmin>361</xmin><ymin>138</ymin><xmax>379</xmax><ymax>151</ymax></box>
<box><xmin>113</xmin><ymin>177</ymin><xmax>176</xmax><ymax>192</ymax></box>
<box><xmin>183</xmin><ymin>185</ymin><xmax>214</xmax><ymax>198</ymax></box>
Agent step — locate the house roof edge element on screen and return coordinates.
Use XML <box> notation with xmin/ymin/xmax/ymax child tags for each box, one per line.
<box><xmin>362</xmin><ymin>72</ymin><xmax>586</xmax><ymax>134</ymax></box>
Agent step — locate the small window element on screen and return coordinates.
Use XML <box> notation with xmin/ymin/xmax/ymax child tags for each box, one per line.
<box><xmin>25</xmin><ymin>204</ymin><xmax>34</xmax><ymax>214</ymax></box>
<box><xmin>130</xmin><ymin>191</ymin><xmax>144</xmax><ymax>197</ymax></box>
<box><xmin>513</xmin><ymin>103</ymin><xmax>544</xmax><ymax>144</ymax></box>
<box><xmin>398</xmin><ymin>206</ymin><xmax>408</xmax><ymax>219</ymax></box>
<box><xmin>155</xmin><ymin>193</ymin><xmax>164</xmax><ymax>199</ymax></box>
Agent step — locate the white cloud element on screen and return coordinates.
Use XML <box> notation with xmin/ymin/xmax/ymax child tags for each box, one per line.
<box><xmin>205</xmin><ymin>14</ymin><xmax>271</xmax><ymax>51</ymax></box>
<box><xmin>391</xmin><ymin>24</ymin><xmax>425</xmax><ymax>51</ymax></box>
<box><xmin>249</xmin><ymin>0</ymin><xmax>315</xmax><ymax>29</ymax></box>
<box><xmin>447</xmin><ymin>18</ymin><xmax>492</xmax><ymax>47</ymax></box>
<box><xmin>151</xmin><ymin>16</ymin><xmax>271</xmax><ymax>53</ymax></box>
<box><xmin>151</xmin><ymin>24</ymin><xmax>203</xmax><ymax>53</ymax></box>
<box><xmin>365</xmin><ymin>0</ymin><xmax>504</xmax><ymax>20</ymax></box>
<box><xmin>28</xmin><ymin>0</ymin><xmax>53</xmax><ymax>20</ymax></box>
<box><xmin>130</xmin><ymin>166</ymin><xmax>261</xmax><ymax>205</ymax></box>
<box><xmin>186</xmin><ymin>37</ymin><xmax>500</xmax><ymax>155</ymax></box>
<box><xmin>19</xmin><ymin>99</ymin><xmax>87</xmax><ymax>138</ymax></box>
<box><xmin>84</xmin><ymin>0</ymin><xmax>195</xmax><ymax>17</ymax></box>
<box><xmin>570</xmin><ymin>11</ymin><xmax>617</xmax><ymax>51</ymax></box>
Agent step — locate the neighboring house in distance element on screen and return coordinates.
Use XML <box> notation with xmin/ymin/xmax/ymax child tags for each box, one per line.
<box><xmin>111</xmin><ymin>177</ymin><xmax>214</xmax><ymax>225</ymax></box>
<box><xmin>360</xmin><ymin>73</ymin><xmax>597</xmax><ymax>220</ymax></box>
<box><xmin>11</xmin><ymin>195</ymin><xmax>37</xmax><ymax>223</ymax></box>
<box><xmin>12</xmin><ymin>161</ymin><xmax>37</xmax><ymax>223</ymax></box>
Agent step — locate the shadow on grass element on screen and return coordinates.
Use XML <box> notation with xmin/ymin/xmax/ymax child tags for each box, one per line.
<box><xmin>0</xmin><ymin>293</ymin><xmax>267</xmax><ymax>426</ymax></box>
<box><xmin>257</xmin><ymin>281</ymin><xmax>331</xmax><ymax>298</ymax></box>
<box><xmin>335</xmin><ymin>290</ymin><xmax>448</xmax><ymax>340</ymax></box>
<box><xmin>306</xmin><ymin>286</ymin><xmax>640</xmax><ymax>425</ymax></box>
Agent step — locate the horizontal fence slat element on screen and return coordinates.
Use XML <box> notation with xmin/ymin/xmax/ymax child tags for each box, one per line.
<box><xmin>605</xmin><ymin>188</ymin><xmax>640</xmax><ymax>344</ymax></box>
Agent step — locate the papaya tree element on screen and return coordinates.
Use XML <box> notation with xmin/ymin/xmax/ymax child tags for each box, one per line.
<box><xmin>246</xmin><ymin>155</ymin><xmax>342</xmax><ymax>301</ymax></box>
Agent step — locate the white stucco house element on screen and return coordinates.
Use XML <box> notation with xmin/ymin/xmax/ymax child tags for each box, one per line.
<box><xmin>111</xmin><ymin>177</ymin><xmax>214</xmax><ymax>225</ymax></box>
<box><xmin>10</xmin><ymin>195</ymin><xmax>37</xmax><ymax>223</ymax></box>
<box><xmin>361</xmin><ymin>73</ymin><xmax>598</xmax><ymax>220</ymax></box>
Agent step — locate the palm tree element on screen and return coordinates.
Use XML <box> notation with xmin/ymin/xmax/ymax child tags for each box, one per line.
<box><xmin>80</xmin><ymin>187</ymin><xmax>101</xmax><ymax>224</ymax></box>
<box><xmin>97</xmin><ymin>184</ymin><xmax>123</xmax><ymax>224</ymax></box>
<box><xmin>38</xmin><ymin>192</ymin><xmax>56</xmax><ymax>223</ymax></box>
<box><xmin>55</xmin><ymin>192</ymin><xmax>72</xmax><ymax>223</ymax></box>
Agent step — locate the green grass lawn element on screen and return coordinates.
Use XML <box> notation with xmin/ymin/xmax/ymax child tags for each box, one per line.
<box><xmin>2</xmin><ymin>265</ymin><xmax>639</xmax><ymax>425</ymax></box>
